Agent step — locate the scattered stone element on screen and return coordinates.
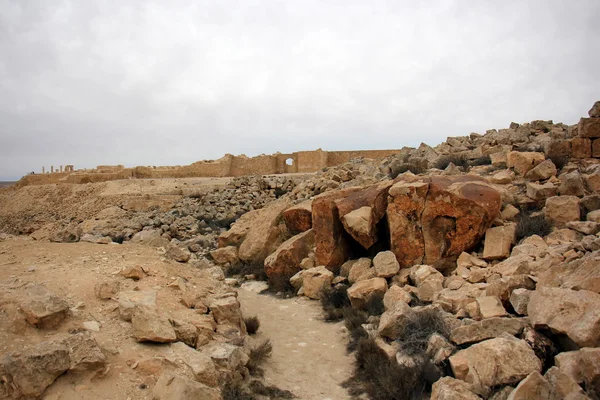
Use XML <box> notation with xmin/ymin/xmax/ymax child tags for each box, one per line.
<box><xmin>475</xmin><ymin>296</ymin><xmax>508</xmax><ymax>319</ymax></box>
<box><xmin>431</xmin><ymin>377</ymin><xmax>480</xmax><ymax>400</ymax></box>
<box><xmin>509</xmin><ymin>289</ymin><xmax>531</xmax><ymax>315</ymax></box>
<box><xmin>526</xmin><ymin>182</ymin><xmax>557</xmax><ymax>201</ymax></box>
<box><xmin>506</xmin><ymin>371</ymin><xmax>550</xmax><ymax>400</ymax></box>
<box><xmin>450</xmin><ymin>317</ymin><xmax>526</xmax><ymax>345</ymax></box>
<box><xmin>120</xmin><ymin>264</ymin><xmax>146</xmax><ymax>280</ymax></box>
<box><xmin>19</xmin><ymin>285</ymin><xmax>69</xmax><ymax>329</ymax></box>
<box><xmin>507</xmin><ymin>151</ymin><xmax>545</xmax><ymax>175</ymax></box>
<box><xmin>545</xmin><ymin>196</ymin><xmax>581</xmax><ymax>225</ymax></box>
<box><xmin>209</xmin><ymin>246</ymin><xmax>239</xmax><ymax>266</ymax></box>
<box><xmin>166</xmin><ymin>245</ymin><xmax>191</xmax><ymax>263</ymax></box>
<box><xmin>264</xmin><ymin>229</ymin><xmax>315</xmax><ymax>281</ymax></box>
<box><xmin>525</xmin><ymin>159</ymin><xmax>557</xmax><ymax>181</ymax></box>
<box><xmin>82</xmin><ymin>321</ymin><xmax>101</xmax><ymax>332</ymax></box>
<box><xmin>118</xmin><ymin>290</ymin><xmax>157</xmax><ymax>321</ymax></box>
<box><xmin>301</xmin><ymin>266</ymin><xmax>334</xmax><ymax>299</ymax></box>
<box><xmin>383</xmin><ymin>285</ymin><xmax>412</xmax><ymax>310</ymax></box>
<box><xmin>347</xmin><ymin>277</ymin><xmax>388</xmax><ymax>310</ymax></box>
<box><xmin>170</xmin><ymin>342</ymin><xmax>218</xmax><ymax>387</ymax></box>
<box><xmin>348</xmin><ymin>257</ymin><xmax>373</xmax><ymax>284</ymax></box>
<box><xmin>373</xmin><ymin>251</ymin><xmax>400</xmax><ymax>278</ymax></box>
<box><xmin>483</xmin><ymin>225</ymin><xmax>516</xmax><ymax>260</ymax></box>
<box><xmin>94</xmin><ymin>279</ymin><xmax>120</xmax><ymax>300</ymax></box>
<box><xmin>152</xmin><ymin>374</ymin><xmax>221</xmax><ymax>400</ymax></box>
<box><xmin>131</xmin><ymin>307</ymin><xmax>177</xmax><ymax>343</ymax></box>
<box><xmin>62</xmin><ymin>331</ymin><xmax>107</xmax><ymax>371</ymax></box>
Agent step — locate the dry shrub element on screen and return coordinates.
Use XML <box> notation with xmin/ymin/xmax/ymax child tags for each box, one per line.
<box><xmin>244</xmin><ymin>316</ymin><xmax>260</xmax><ymax>335</ymax></box>
<box><xmin>434</xmin><ymin>154</ymin><xmax>469</xmax><ymax>170</ymax></box>
<box><xmin>343</xmin><ymin>307</ymin><xmax>369</xmax><ymax>352</ymax></box>
<box><xmin>516</xmin><ymin>212</ymin><xmax>552</xmax><ymax>241</ymax></box>
<box><xmin>248</xmin><ymin>381</ymin><xmax>295</xmax><ymax>399</ymax></box>
<box><xmin>548</xmin><ymin>154</ymin><xmax>569</xmax><ymax>171</ymax></box>
<box><xmin>321</xmin><ymin>285</ymin><xmax>351</xmax><ymax>321</ymax></box>
<box><xmin>395</xmin><ymin>308</ymin><xmax>449</xmax><ymax>356</ymax></box>
<box><xmin>468</xmin><ymin>155</ymin><xmax>492</xmax><ymax>166</ymax></box>
<box><xmin>247</xmin><ymin>339</ymin><xmax>273</xmax><ymax>376</ymax></box>
<box><xmin>222</xmin><ymin>379</ymin><xmax>295</xmax><ymax>400</ymax></box>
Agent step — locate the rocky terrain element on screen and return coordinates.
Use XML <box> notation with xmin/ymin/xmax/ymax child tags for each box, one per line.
<box><xmin>0</xmin><ymin>100</ymin><xmax>599</xmax><ymax>399</ymax></box>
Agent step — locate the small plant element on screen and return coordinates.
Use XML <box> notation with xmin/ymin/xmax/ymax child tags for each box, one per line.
<box><xmin>516</xmin><ymin>212</ymin><xmax>552</xmax><ymax>241</ymax></box>
<box><xmin>244</xmin><ymin>316</ymin><xmax>260</xmax><ymax>335</ymax></box>
<box><xmin>548</xmin><ymin>154</ymin><xmax>569</xmax><ymax>171</ymax></box>
<box><xmin>468</xmin><ymin>155</ymin><xmax>492</xmax><ymax>166</ymax></box>
<box><xmin>433</xmin><ymin>154</ymin><xmax>469</xmax><ymax>170</ymax></box>
<box><xmin>395</xmin><ymin>308</ymin><xmax>449</xmax><ymax>356</ymax></box>
<box><xmin>343</xmin><ymin>307</ymin><xmax>369</xmax><ymax>352</ymax></box>
<box><xmin>320</xmin><ymin>285</ymin><xmax>351</xmax><ymax>321</ymax></box>
<box><xmin>247</xmin><ymin>339</ymin><xmax>273</xmax><ymax>376</ymax></box>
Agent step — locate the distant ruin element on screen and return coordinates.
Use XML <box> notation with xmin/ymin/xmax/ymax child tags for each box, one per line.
<box><xmin>20</xmin><ymin>149</ymin><xmax>401</xmax><ymax>186</ymax></box>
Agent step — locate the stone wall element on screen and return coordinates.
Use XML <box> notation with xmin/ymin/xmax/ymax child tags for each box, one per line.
<box><xmin>19</xmin><ymin>149</ymin><xmax>401</xmax><ymax>186</ymax></box>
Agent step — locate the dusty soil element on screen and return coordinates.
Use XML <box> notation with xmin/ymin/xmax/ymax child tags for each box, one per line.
<box><xmin>239</xmin><ymin>285</ymin><xmax>354</xmax><ymax>400</ymax></box>
<box><xmin>0</xmin><ymin>236</ymin><xmax>228</xmax><ymax>400</ymax></box>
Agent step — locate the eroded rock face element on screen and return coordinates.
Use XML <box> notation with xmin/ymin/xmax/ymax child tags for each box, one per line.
<box><xmin>449</xmin><ymin>334</ymin><xmax>541</xmax><ymax>388</ymax></box>
<box><xmin>528</xmin><ymin>287</ymin><xmax>600</xmax><ymax>348</ymax></box>
<box><xmin>19</xmin><ymin>285</ymin><xmax>69</xmax><ymax>329</ymax></box>
<box><xmin>264</xmin><ymin>229</ymin><xmax>315</xmax><ymax>282</ymax></box>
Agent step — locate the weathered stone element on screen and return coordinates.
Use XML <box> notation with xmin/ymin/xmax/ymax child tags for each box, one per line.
<box><xmin>170</xmin><ymin>342</ymin><xmax>218</xmax><ymax>387</ymax></box>
<box><xmin>525</xmin><ymin>159</ymin><xmax>557</xmax><ymax>181</ymax></box>
<box><xmin>585</xmin><ymin>170</ymin><xmax>600</xmax><ymax>192</ymax></box>
<box><xmin>410</xmin><ymin>264</ymin><xmax>444</xmax><ymax>302</ymax></box>
<box><xmin>347</xmin><ymin>277</ymin><xmax>387</xmax><ymax>310</ymax></box>
<box><xmin>559</xmin><ymin>171</ymin><xmax>586</xmax><ymax>197</ymax></box>
<box><xmin>299</xmin><ymin>256</ymin><xmax>315</xmax><ymax>270</ymax></box>
<box><xmin>181</xmin><ymin>290</ymin><xmax>209</xmax><ymax>311</ymax></box>
<box><xmin>545</xmin><ymin>196</ymin><xmax>581</xmax><ymax>225</ymax></box>
<box><xmin>593</xmin><ymin>139</ymin><xmax>600</xmax><ymax>158</ymax></box>
<box><xmin>507</xmin><ymin>152</ymin><xmax>545</xmax><ymax>175</ymax></box>
<box><xmin>131</xmin><ymin>228</ymin><xmax>169</xmax><ymax>247</ymax></box>
<box><xmin>450</xmin><ymin>317</ymin><xmax>525</xmax><ymax>345</ymax></box>
<box><xmin>200</xmin><ymin>342</ymin><xmax>248</xmax><ymax>371</ymax></box>
<box><xmin>120</xmin><ymin>264</ymin><xmax>146</xmax><ymax>280</ymax></box>
<box><xmin>171</xmin><ymin>319</ymin><xmax>198</xmax><ymax>347</ymax></box>
<box><xmin>238</xmin><ymin>198</ymin><xmax>292</xmax><ymax>264</ymax></box>
<box><xmin>475</xmin><ymin>296</ymin><xmax>508</xmax><ymax>319</ymax></box>
<box><xmin>289</xmin><ymin>270</ymin><xmax>304</xmax><ymax>290</ymax></box>
<box><xmin>490</xmin><ymin>170</ymin><xmax>515</xmax><ymax>184</ymax></box>
<box><xmin>509</xmin><ymin>288</ymin><xmax>531</xmax><ymax>315</ymax></box>
<box><xmin>62</xmin><ymin>331</ymin><xmax>107</xmax><ymax>371</ymax></box>
<box><xmin>166</xmin><ymin>245</ymin><xmax>191</xmax><ymax>263</ymax></box>
<box><xmin>132</xmin><ymin>307</ymin><xmax>177</xmax><ymax>343</ymax></box>
<box><xmin>264</xmin><ymin>229</ymin><xmax>315</xmax><ymax>282</ymax></box>
<box><xmin>94</xmin><ymin>279</ymin><xmax>120</xmax><ymax>300</ymax></box>
<box><xmin>209</xmin><ymin>295</ymin><xmax>243</xmax><ymax>328</ymax></box>
<box><xmin>579</xmin><ymin>348</ymin><xmax>600</xmax><ymax>394</ymax></box>
<box><xmin>486</xmin><ymin>275</ymin><xmax>536</xmax><ymax>302</ymax></box>
<box><xmin>209</xmin><ymin>246</ymin><xmax>239</xmax><ymax>266</ymax></box>
<box><xmin>588</xmin><ymin>209</ymin><xmax>600</xmax><ymax>222</ymax></box>
<box><xmin>526</xmin><ymin>181</ymin><xmax>557</xmax><ymax>201</ymax></box>
<box><xmin>3</xmin><ymin>341</ymin><xmax>70</xmax><ymax>398</ymax></box>
<box><xmin>544</xmin><ymin>366</ymin><xmax>586</xmax><ymax>400</ymax></box>
<box><xmin>373</xmin><ymin>250</ymin><xmax>400</xmax><ymax>278</ymax></box>
<box><xmin>566</xmin><ymin>221</ymin><xmax>600</xmax><ymax>235</ymax></box>
<box><xmin>118</xmin><ymin>290</ymin><xmax>157</xmax><ymax>321</ymax></box>
<box><xmin>538</xmin><ymin>251</ymin><xmax>600</xmax><ymax>294</ymax></box>
<box><xmin>152</xmin><ymin>374</ymin><xmax>221</xmax><ymax>400</ymax></box>
<box><xmin>283</xmin><ymin>199</ymin><xmax>313</xmax><ymax>234</ymax></box>
<box><xmin>449</xmin><ymin>334</ymin><xmax>541</xmax><ymax>387</ymax></box>
<box><xmin>387</xmin><ymin>181</ymin><xmax>429</xmax><ymax>267</ymax></box>
<box><xmin>555</xmin><ymin>350</ymin><xmax>584</xmax><ymax>383</ymax></box>
<box><xmin>507</xmin><ymin>372</ymin><xmax>550</xmax><ymax>400</ymax></box>
<box><xmin>19</xmin><ymin>285</ymin><xmax>69</xmax><ymax>329</ymax></box>
<box><xmin>348</xmin><ymin>257</ymin><xmax>372</xmax><ymax>284</ymax></box>
<box><xmin>378</xmin><ymin>301</ymin><xmax>413</xmax><ymax>339</ymax></box>
<box><xmin>427</xmin><ymin>333</ymin><xmax>456</xmax><ymax>364</ymax></box>
<box><xmin>571</xmin><ymin>137</ymin><xmax>592</xmax><ymax>159</ymax></box>
<box><xmin>313</xmin><ymin>188</ymin><xmax>361</xmax><ymax>271</ymax></box>
<box><xmin>336</xmin><ymin>181</ymin><xmax>392</xmax><ymax>249</ymax></box>
<box><xmin>383</xmin><ymin>285</ymin><xmax>412</xmax><ymax>310</ymax></box>
<box><xmin>528</xmin><ymin>287</ymin><xmax>600</xmax><ymax>348</ymax></box>
<box><xmin>501</xmin><ymin>204</ymin><xmax>520</xmax><ymax>221</ymax></box>
<box><xmin>431</xmin><ymin>377</ymin><xmax>480</xmax><ymax>400</ymax></box>
<box><xmin>483</xmin><ymin>225</ymin><xmax>516</xmax><ymax>260</ymax></box>
<box><xmin>302</xmin><ymin>266</ymin><xmax>334</xmax><ymax>299</ymax></box>
<box><xmin>339</xmin><ymin>259</ymin><xmax>356</xmax><ymax>277</ymax></box>
<box><xmin>579</xmin><ymin>117</ymin><xmax>600</xmax><ymax>139</ymax></box>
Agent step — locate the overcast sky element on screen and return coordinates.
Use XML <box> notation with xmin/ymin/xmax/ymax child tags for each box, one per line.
<box><xmin>0</xmin><ymin>1</ymin><xmax>599</xmax><ymax>180</ymax></box>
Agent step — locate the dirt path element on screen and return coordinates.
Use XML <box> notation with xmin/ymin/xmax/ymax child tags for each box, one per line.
<box><xmin>238</xmin><ymin>283</ymin><xmax>354</xmax><ymax>400</ymax></box>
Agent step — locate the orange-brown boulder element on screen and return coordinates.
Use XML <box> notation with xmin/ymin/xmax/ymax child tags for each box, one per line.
<box><xmin>335</xmin><ymin>180</ymin><xmax>393</xmax><ymax>249</ymax></box>
<box><xmin>312</xmin><ymin>188</ymin><xmax>362</xmax><ymax>272</ymax></box>
<box><xmin>282</xmin><ymin>200</ymin><xmax>313</xmax><ymax>234</ymax></box>
<box><xmin>264</xmin><ymin>229</ymin><xmax>315</xmax><ymax>281</ymax></box>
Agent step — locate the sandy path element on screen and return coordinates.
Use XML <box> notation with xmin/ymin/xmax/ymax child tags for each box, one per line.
<box><xmin>238</xmin><ymin>284</ymin><xmax>353</xmax><ymax>400</ymax></box>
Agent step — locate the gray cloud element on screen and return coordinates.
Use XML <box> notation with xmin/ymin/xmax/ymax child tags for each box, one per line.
<box><xmin>0</xmin><ymin>0</ymin><xmax>599</xmax><ymax>179</ymax></box>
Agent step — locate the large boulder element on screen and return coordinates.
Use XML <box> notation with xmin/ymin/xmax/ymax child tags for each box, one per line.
<box><xmin>2</xmin><ymin>340</ymin><xmax>71</xmax><ymax>398</ymax></box>
<box><xmin>537</xmin><ymin>251</ymin><xmax>600</xmax><ymax>294</ymax></box>
<box><xmin>387</xmin><ymin>180</ymin><xmax>429</xmax><ymax>268</ymax></box>
<box><xmin>238</xmin><ymin>198</ymin><xmax>292</xmax><ymax>264</ymax></box>
<box><xmin>373</xmin><ymin>251</ymin><xmax>400</xmax><ymax>278</ymax></box>
<box><xmin>264</xmin><ymin>229</ymin><xmax>315</xmax><ymax>282</ymax></box>
<box><xmin>18</xmin><ymin>285</ymin><xmax>69</xmax><ymax>329</ymax></box>
<box><xmin>545</xmin><ymin>196</ymin><xmax>581</xmax><ymax>225</ymax></box>
<box><xmin>525</xmin><ymin>159</ymin><xmax>557</xmax><ymax>181</ymax></box>
<box><xmin>449</xmin><ymin>334</ymin><xmax>541</xmax><ymax>388</ymax></box>
<box><xmin>346</xmin><ymin>277</ymin><xmax>387</xmax><ymax>310</ymax></box>
<box><xmin>313</xmin><ymin>188</ymin><xmax>361</xmax><ymax>271</ymax></box>
<box><xmin>507</xmin><ymin>151</ymin><xmax>545</xmax><ymax>175</ymax></box>
<box><xmin>528</xmin><ymin>287</ymin><xmax>600</xmax><ymax>348</ymax></box>
<box><xmin>282</xmin><ymin>200</ymin><xmax>313</xmax><ymax>234</ymax></box>
<box><xmin>336</xmin><ymin>181</ymin><xmax>393</xmax><ymax>249</ymax></box>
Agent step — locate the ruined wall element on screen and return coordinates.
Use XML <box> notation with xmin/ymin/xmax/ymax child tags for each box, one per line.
<box><xmin>20</xmin><ymin>149</ymin><xmax>400</xmax><ymax>186</ymax></box>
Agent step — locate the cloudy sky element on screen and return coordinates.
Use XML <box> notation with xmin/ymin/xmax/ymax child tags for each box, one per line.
<box><xmin>0</xmin><ymin>1</ymin><xmax>599</xmax><ymax>180</ymax></box>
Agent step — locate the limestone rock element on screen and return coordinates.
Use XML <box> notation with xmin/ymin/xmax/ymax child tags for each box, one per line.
<box><xmin>347</xmin><ymin>277</ymin><xmax>387</xmax><ymax>310</ymax></box>
<box><xmin>427</xmin><ymin>333</ymin><xmax>456</xmax><ymax>365</ymax></box>
<box><xmin>170</xmin><ymin>342</ymin><xmax>218</xmax><ymax>387</ymax></box>
<box><xmin>62</xmin><ymin>331</ymin><xmax>107</xmax><ymax>371</ymax></box>
<box><xmin>378</xmin><ymin>301</ymin><xmax>413</xmax><ymax>339</ymax></box>
<box><xmin>450</xmin><ymin>317</ymin><xmax>525</xmax><ymax>345</ymax></box>
<box><xmin>313</xmin><ymin>188</ymin><xmax>361</xmax><ymax>271</ymax></box>
<box><xmin>506</xmin><ymin>372</ymin><xmax>550</xmax><ymax>400</ymax></box>
<box><xmin>336</xmin><ymin>181</ymin><xmax>392</xmax><ymax>249</ymax></box>
<box><xmin>410</xmin><ymin>264</ymin><xmax>444</xmax><ymax>302</ymax></box>
<box><xmin>526</xmin><ymin>181</ymin><xmax>557</xmax><ymax>201</ymax></box>
<box><xmin>431</xmin><ymin>377</ymin><xmax>480</xmax><ymax>400</ymax></box>
<box><xmin>3</xmin><ymin>340</ymin><xmax>70</xmax><ymax>398</ymax></box>
<box><xmin>238</xmin><ymin>198</ymin><xmax>292</xmax><ymax>264</ymax></box>
<box><xmin>118</xmin><ymin>290</ymin><xmax>157</xmax><ymax>321</ymax></box>
<box><xmin>589</xmin><ymin>101</ymin><xmax>600</xmax><ymax>118</ymax></box>
<box><xmin>387</xmin><ymin>181</ymin><xmax>429</xmax><ymax>267</ymax></box>
<box><xmin>209</xmin><ymin>246</ymin><xmax>239</xmax><ymax>266</ymax></box>
<box><xmin>545</xmin><ymin>366</ymin><xmax>587</xmax><ymax>400</ymax></box>
<box><xmin>209</xmin><ymin>295</ymin><xmax>243</xmax><ymax>328</ymax></box>
<box><xmin>545</xmin><ymin>196</ymin><xmax>581</xmax><ymax>225</ymax></box>
<box><xmin>490</xmin><ymin>170</ymin><xmax>515</xmax><ymax>184</ymax></box>
<box><xmin>131</xmin><ymin>228</ymin><xmax>169</xmax><ymax>247</ymax></box>
<box><xmin>449</xmin><ymin>334</ymin><xmax>541</xmax><ymax>387</ymax></box>
<box><xmin>525</xmin><ymin>159</ymin><xmax>557</xmax><ymax>181</ymax></box>
<box><xmin>572</xmin><ymin>137</ymin><xmax>592</xmax><ymax>158</ymax></box>
<box><xmin>201</xmin><ymin>342</ymin><xmax>248</xmax><ymax>371</ymax></box>
<box><xmin>373</xmin><ymin>251</ymin><xmax>400</xmax><ymax>278</ymax></box>
<box><xmin>483</xmin><ymin>225</ymin><xmax>516</xmax><ymax>260</ymax></box>
<box><xmin>283</xmin><ymin>199</ymin><xmax>313</xmax><ymax>234</ymax></box>
<box><xmin>94</xmin><ymin>279</ymin><xmax>120</xmax><ymax>300</ymax></box>
<box><xmin>566</xmin><ymin>221</ymin><xmax>600</xmax><ymax>235</ymax></box>
<box><xmin>509</xmin><ymin>289</ymin><xmax>531</xmax><ymax>315</ymax></box>
<box><xmin>152</xmin><ymin>374</ymin><xmax>221</xmax><ymax>400</ymax></box>
<box><xmin>348</xmin><ymin>257</ymin><xmax>372</xmax><ymax>284</ymax></box>
<box><xmin>485</xmin><ymin>275</ymin><xmax>535</xmax><ymax>302</ymax></box>
<box><xmin>132</xmin><ymin>307</ymin><xmax>177</xmax><ymax>343</ymax></box>
<box><xmin>166</xmin><ymin>245</ymin><xmax>191</xmax><ymax>263</ymax></box>
<box><xmin>501</xmin><ymin>204</ymin><xmax>520</xmax><ymax>221</ymax></box>
<box><xmin>289</xmin><ymin>270</ymin><xmax>304</xmax><ymax>290</ymax></box>
<box><xmin>528</xmin><ymin>287</ymin><xmax>600</xmax><ymax>347</ymax></box>
<box><xmin>507</xmin><ymin>152</ymin><xmax>545</xmax><ymax>175</ymax></box>
<box><xmin>537</xmin><ymin>251</ymin><xmax>600</xmax><ymax>293</ymax></box>
<box><xmin>383</xmin><ymin>285</ymin><xmax>412</xmax><ymax>310</ymax></box>
<box><xmin>19</xmin><ymin>285</ymin><xmax>69</xmax><ymax>329</ymax></box>
<box><xmin>264</xmin><ymin>229</ymin><xmax>315</xmax><ymax>282</ymax></box>
<box><xmin>579</xmin><ymin>117</ymin><xmax>600</xmax><ymax>138</ymax></box>
<box><xmin>302</xmin><ymin>266</ymin><xmax>334</xmax><ymax>299</ymax></box>
<box><xmin>120</xmin><ymin>264</ymin><xmax>146</xmax><ymax>280</ymax></box>
<box><xmin>475</xmin><ymin>296</ymin><xmax>508</xmax><ymax>319</ymax></box>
